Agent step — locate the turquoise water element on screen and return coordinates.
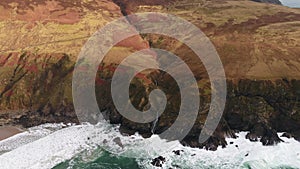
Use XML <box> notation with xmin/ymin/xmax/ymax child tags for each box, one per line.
<box><xmin>53</xmin><ymin>148</ymin><xmax>141</xmax><ymax>169</ymax></box>
<box><xmin>1</xmin><ymin>124</ymin><xmax>299</xmax><ymax>169</ymax></box>
<box><xmin>52</xmin><ymin>147</ymin><xmax>299</xmax><ymax>169</ymax></box>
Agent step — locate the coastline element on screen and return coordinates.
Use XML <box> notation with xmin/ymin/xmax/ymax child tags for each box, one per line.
<box><xmin>0</xmin><ymin>123</ymin><xmax>299</xmax><ymax>169</ymax></box>
<box><xmin>0</xmin><ymin>126</ymin><xmax>23</xmax><ymax>141</ymax></box>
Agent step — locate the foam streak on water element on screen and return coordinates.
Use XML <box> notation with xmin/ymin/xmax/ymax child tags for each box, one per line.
<box><xmin>0</xmin><ymin>123</ymin><xmax>299</xmax><ymax>169</ymax></box>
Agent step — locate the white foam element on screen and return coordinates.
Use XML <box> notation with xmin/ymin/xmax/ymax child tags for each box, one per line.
<box><xmin>0</xmin><ymin>125</ymin><xmax>91</xmax><ymax>169</ymax></box>
<box><xmin>0</xmin><ymin>122</ymin><xmax>146</xmax><ymax>169</ymax></box>
<box><xmin>0</xmin><ymin>123</ymin><xmax>69</xmax><ymax>154</ymax></box>
<box><xmin>137</xmin><ymin>132</ymin><xmax>300</xmax><ymax>169</ymax></box>
<box><xmin>0</xmin><ymin>123</ymin><xmax>299</xmax><ymax>169</ymax></box>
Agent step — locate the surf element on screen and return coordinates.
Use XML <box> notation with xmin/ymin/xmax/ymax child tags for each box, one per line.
<box><xmin>0</xmin><ymin>122</ymin><xmax>299</xmax><ymax>169</ymax></box>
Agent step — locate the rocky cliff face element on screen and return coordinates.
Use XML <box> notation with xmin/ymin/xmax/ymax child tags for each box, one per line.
<box><xmin>0</xmin><ymin>0</ymin><xmax>125</xmax><ymax>126</ymax></box>
<box><xmin>0</xmin><ymin>52</ymin><xmax>76</xmax><ymax>126</ymax></box>
<box><xmin>0</xmin><ymin>0</ymin><xmax>300</xmax><ymax>150</ymax></box>
<box><xmin>0</xmin><ymin>0</ymin><xmax>153</xmax><ymax>126</ymax></box>
<box><xmin>96</xmin><ymin>0</ymin><xmax>300</xmax><ymax>149</ymax></box>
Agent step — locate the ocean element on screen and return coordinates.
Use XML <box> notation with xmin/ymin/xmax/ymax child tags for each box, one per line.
<box><xmin>0</xmin><ymin>122</ymin><xmax>299</xmax><ymax>169</ymax></box>
<box><xmin>280</xmin><ymin>0</ymin><xmax>300</xmax><ymax>8</ymax></box>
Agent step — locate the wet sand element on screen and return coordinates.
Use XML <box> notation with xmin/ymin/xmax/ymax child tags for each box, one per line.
<box><xmin>0</xmin><ymin>126</ymin><xmax>23</xmax><ymax>141</ymax></box>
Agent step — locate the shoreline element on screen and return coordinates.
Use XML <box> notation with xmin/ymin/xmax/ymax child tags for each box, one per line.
<box><xmin>0</xmin><ymin>126</ymin><xmax>23</xmax><ymax>141</ymax></box>
<box><xmin>0</xmin><ymin>123</ymin><xmax>299</xmax><ymax>169</ymax></box>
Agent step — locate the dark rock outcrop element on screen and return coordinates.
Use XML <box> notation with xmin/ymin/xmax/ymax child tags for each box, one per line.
<box><xmin>151</xmin><ymin>156</ymin><xmax>166</xmax><ymax>167</ymax></box>
<box><xmin>97</xmin><ymin>74</ymin><xmax>300</xmax><ymax>150</ymax></box>
<box><xmin>172</xmin><ymin>150</ymin><xmax>183</xmax><ymax>155</ymax></box>
<box><xmin>245</xmin><ymin>123</ymin><xmax>283</xmax><ymax>145</ymax></box>
<box><xmin>1</xmin><ymin>0</ymin><xmax>300</xmax><ymax>152</ymax></box>
<box><xmin>251</xmin><ymin>0</ymin><xmax>282</xmax><ymax>5</ymax></box>
<box><xmin>281</xmin><ymin>132</ymin><xmax>292</xmax><ymax>138</ymax></box>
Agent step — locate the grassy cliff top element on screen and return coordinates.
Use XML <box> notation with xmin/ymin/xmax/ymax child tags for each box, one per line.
<box><xmin>129</xmin><ymin>0</ymin><xmax>300</xmax><ymax>80</ymax></box>
<box><xmin>0</xmin><ymin>0</ymin><xmax>123</xmax><ymax>58</ymax></box>
<box><xmin>0</xmin><ymin>0</ymin><xmax>300</xmax><ymax>79</ymax></box>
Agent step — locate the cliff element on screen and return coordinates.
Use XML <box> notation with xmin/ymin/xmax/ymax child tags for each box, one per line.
<box><xmin>0</xmin><ymin>0</ymin><xmax>300</xmax><ymax>150</ymax></box>
<box><xmin>0</xmin><ymin>0</ymin><xmax>154</xmax><ymax>126</ymax></box>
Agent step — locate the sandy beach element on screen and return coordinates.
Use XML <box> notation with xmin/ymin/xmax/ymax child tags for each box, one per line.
<box><xmin>0</xmin><ymin>126</ymin><xmax>23</xmax><ymax>141</ymax></box>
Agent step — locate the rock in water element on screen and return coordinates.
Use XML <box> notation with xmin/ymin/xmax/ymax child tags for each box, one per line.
<box><xmin>281</xmin><ymin>132</ymin><xmax>292</xmax><ymax>138</ymax></box>
<box><xmin>113</xmin><ymin>137</ymin><xmax>124</xmax><ymax>148</ymax></box>
<box><xmin>251</xmin><ymin>0</ymin><xmax>282</xmax><ymax>5</ymax></box>
<box><xmin>151</xmin><ymin>156</ymin><xmax>166</xmax><ymax>167</ymax></box>
<box><xmin>246</xmin><ymin>123</ymin><xmax>283</xmax><ymax>145</ymax></box>
<box><xmin>172</xmin><ymin>150</ymin><xmax>184</xmax><ymax>155</ymax></box>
